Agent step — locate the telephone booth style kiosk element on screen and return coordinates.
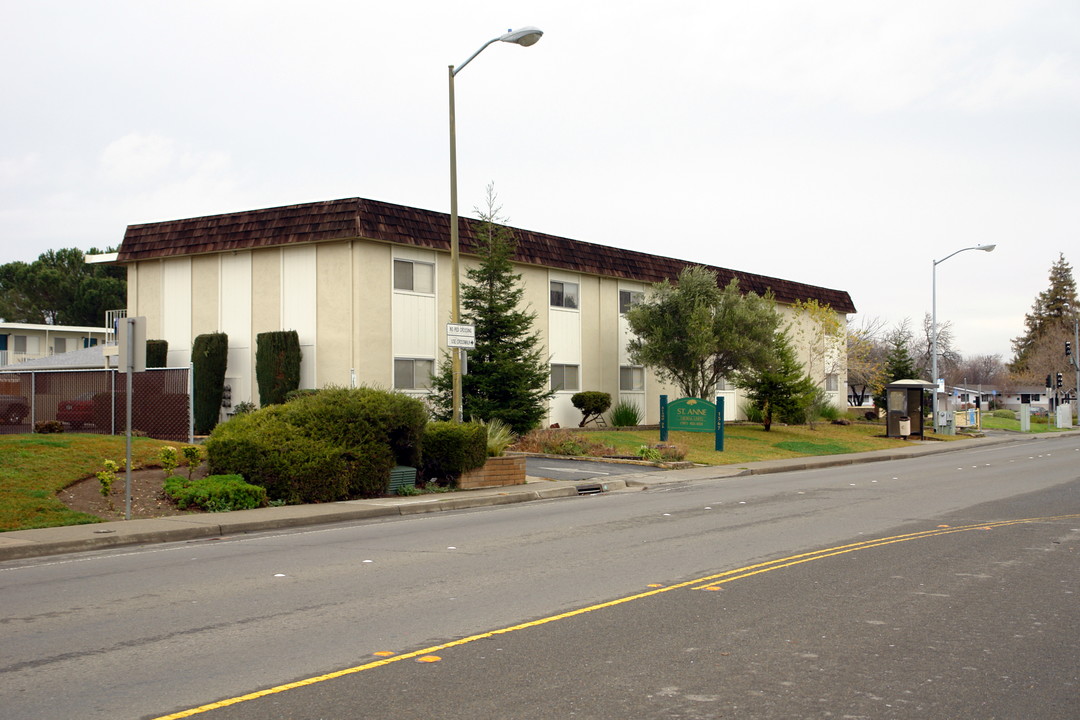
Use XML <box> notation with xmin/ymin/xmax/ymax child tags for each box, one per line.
<box><xmin>885</xmin><ymin>379</ymin><xmax>936</xmax><ymax>439</ymax></box>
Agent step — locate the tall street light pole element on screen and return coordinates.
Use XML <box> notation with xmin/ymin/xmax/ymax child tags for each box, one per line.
<box><xmin>448</xmin><ymin>26</ymin><xmax>543</xmax><ymax>423</ymax></box>
<box><xmin>931</xmin><ymin>243</ymin><xmax>996</xmax><ymax>434</ymax></box>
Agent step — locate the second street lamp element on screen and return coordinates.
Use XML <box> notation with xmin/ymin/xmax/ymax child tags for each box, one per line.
<box><xmin>448</xmin><ymin>26</ymin><xmax>543</xmax><ymax>423</ymax></box>
<box><xmin>931</xmin><ymin>243</ymin><xmax>996</xmax><ymax>433</ymax></box>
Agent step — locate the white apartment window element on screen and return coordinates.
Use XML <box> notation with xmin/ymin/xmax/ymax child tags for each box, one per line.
<box><xmin>550</xmin><ymin>281</ymin><xmax>579</xmax><ymax>309</ymax></box>
<box><xmin>393</xmin><ymin>259</ymin><xmax>434</xmax><ymax>294</ymax></box>
<box><xmin>550</xmin><ymin>364</ymin><xmax>580</xmax><ymax>392</ymax></box>
<box><xmin>620</xmin><ymin>365</ymin><xmax>644</xmax><ymax>391</ymax></box>
<box><xmin>54</xmin><ymin>338</ymin><xmax>67</xmax><ymax>354</ymax></box>
<box><xmin>394</xmin><ymin>358</ymin><xmax>434</xmax><ymax>390</ymax></box>
<box><xmin>619</xmin><ymin>290</ymin><xmax>643</xmax><ymax>314</ymax></box>
<box><xmin>825</xmin><ymin>373</ymin><xmax>839</xmax><ymax>392</ymax></box>
<box><xmin>13</xmin><ymin>335</ymin><xmax>37</xmax><ymax>354</ymax></box>
<box><xmin>716</xmin><ymin>377</ymin><xmax>728</xmax><ymax>392</ymax></box>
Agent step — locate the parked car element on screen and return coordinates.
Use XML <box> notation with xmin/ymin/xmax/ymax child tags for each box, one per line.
<box><xmin>1</xmin><ymin>394</ymin><xmax>29</xmax><ymax>425</ymax></box>
<box><xmin>57</xmin><ymin>392</ymin><xmax>95</xmax><ymax>430</ymax></box>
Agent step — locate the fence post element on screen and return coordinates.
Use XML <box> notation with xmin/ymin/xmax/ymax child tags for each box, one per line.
<box><xmin>188</xmin><ymin>363</ymin><xmax>195</xmax><ymax>443</ymax></box>
<box><xmin>30</xmin><ymin>371</ymin><xmax>36</xmax><ymax>427</ymax></box>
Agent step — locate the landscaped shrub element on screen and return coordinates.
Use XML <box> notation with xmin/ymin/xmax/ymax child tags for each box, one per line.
<box><xmin>255</xmin><ymin>330</ymin><xmax>303</xmax><ymax>406</ymax></box>
<box><xmin>206</xmin><ymin>408</ymin><xmax>354</xmax><ymax>503</ymax></box>
<box><xmin>205</xmin><ymin>387</ymin><xmax>427</xmax><ymax>503</ymax></box>
<box><xmin>609</xmin><ymin>400</ymin><xmax>642</xmax><ymax>428</ymax></box>
<box><xmin>479</xmin><ymin>417</ymin><xmax>515</xmax><ymax>457</ymax></box>
<box><xmin>146</xmin><ymin>339</ymin><xmax>169</xmax><ymax>368</ymax></box>
<box><xmin>421</xmin><ymin>421</ymin><xmax>488</xmax><ymax>484</ymax></box>
<box><xmin>34</xmin><ymin>420</ymin><xmax>64</xmax><ymax>434</ymax></box>
<box><xmin>815</xmin><ymin>403</ymin><xmax>842</xmax><ymax>422</ymax></box>
<box><xmin>511</xmin><ymin>428</ymin><xmax>616</xmax><ymax>457</ymax></box>
<box><xmin>164</xmin><ymin>473</ymin><xmax>268</xmax><ymax>512</ymax></box>
<box><xmin>192</xmin><ymin>332</ymin><xmax>229</xmax><ymax>435</ymax></box>
<box><xmin>992</xmin><ymin>409</ymin><xmax>1015</xmax><ymax>419</ymax></box>
<box><xmin>285</xmin><ymin>389</ymin><xmax>319</xmax><ymax>402</ymax></box>
<box><xmin>571</xmin><ymin>391</ymin><xmax>612</xmax><ymax>427</ymax></box>
<box><xmin>279</xmin><ymin>386</ymin><xmax>427</xmax><ymax>468</ymax></box>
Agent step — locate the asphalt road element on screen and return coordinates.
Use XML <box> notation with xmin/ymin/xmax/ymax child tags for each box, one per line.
<box><xmin>525</xmin><ymin>456</ymin><xmax>668</xmax><ymax>482</ymax></box>
<box><xmin>1</xmin><ymin>435</ymin><xmax>1077</xmax><ymax>719</ymax></box>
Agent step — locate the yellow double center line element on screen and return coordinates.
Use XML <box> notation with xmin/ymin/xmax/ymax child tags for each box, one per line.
<box><xmin>154</xmin><ymin>514</ymin><xmax>1080</xmax><ymax>719</ymax></box>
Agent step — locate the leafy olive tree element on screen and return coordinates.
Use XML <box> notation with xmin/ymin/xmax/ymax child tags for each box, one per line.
<box><xmin>625</xmin><ymin>266</ymin><xmax>781</xmax><ymax>400</ymax></box>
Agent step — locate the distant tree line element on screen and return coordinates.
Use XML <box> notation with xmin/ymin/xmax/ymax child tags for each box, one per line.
<box><xmin>0</xmin><ymin>247</ymin><xmax>125</xmax><ymax>327</ymax></box>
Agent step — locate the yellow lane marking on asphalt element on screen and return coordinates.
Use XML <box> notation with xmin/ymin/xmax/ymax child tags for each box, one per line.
<box><xmin>151</xmin><ymin>513</ymin><xmax>1080</xmax><ymax>719</ymax></box>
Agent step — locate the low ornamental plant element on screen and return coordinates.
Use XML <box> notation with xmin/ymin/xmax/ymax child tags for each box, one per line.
<box><xmin>609</xmin><ymin>400</ymin><xmax>642</xmax><ymax>428</ymax></box>
<box><xmin>159</xmin><ymin>446</ymin><xmax>179</xmax><ymax>480</ymax></box>
<box><xmin>164</xmin><ymin>474</ymin><xmax>268</xmax><ymax>512</ymax></box>
<box><xmin>181</xmin><ymin>445</ymin><xmax>203</xmax><ymax>480</ymax></box>
<box><xmin>511</xmin><ymin>428</ymin><xmax>616</xmax><ymax>457</ymax></box>
<box><xmin>96</xmin><ymin>459</ymin><xmax>123</xmax><ymax>509</ymax></box>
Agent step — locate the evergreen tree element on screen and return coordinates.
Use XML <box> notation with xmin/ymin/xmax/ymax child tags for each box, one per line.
<box><xmin>429</xmin><ymin>188</ymin><xmax>553</xmax><ymax>434</ymax></box>
<box><xmin>1010</xmin><ymin>254</ymin><xmax>1078</xmax><ymax>373</ymax></box>
<box><xmin>873</xmin><ymin>325</ymin><xmax>917</xmax><ymax>409</ymax></box>
<box><xmin>734</xmin><ymin>330</ymin><xmax>816</xmax><ymax>431</ymax></box>
<box><xmin>0</xmin><ymin>247</ymin><xmax>125</xmax><ymax>326</ymax></box>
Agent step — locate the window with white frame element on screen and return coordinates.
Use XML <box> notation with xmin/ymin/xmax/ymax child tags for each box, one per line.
<box><xmin>549</xmin><ymin>281</ymin><xmax>579</xmax><ymax>309</ymax></box>
<box><xmin>825</xmin><ymin>373</ymin><xmax>839</xmax><ymax>392</ymax></box>
<box><xmin>716</xmin><ymin>377</ymin><xmax>728</xmax><ymax>392</ymax></box>
<box><xmin>620</xmin><ymin>365</ymin><xmax>644</xmax><ymax>391</ymax></box>
<box><xmin>550</xmin><ymin>363</ymin><xmax>580</xmax><ymax>392</ymax></box>
<box><xmin>54</xmin><ymin>338</ymin><xmax>67</xmax><ymax>354</ymax></box>
<box><xmin>393</xmin><ymin>259</ymin><xmax>434</xmax><ymax>294</ymax></box>
<box><xmin>394</xmin><ymin>358</ymin><xmax>434</xmax><ymax>390</ymax></box>
<box><xmin>619</xmin><ymin>290</ymin><xmax>643</xmax><ymax>314</ymax></box>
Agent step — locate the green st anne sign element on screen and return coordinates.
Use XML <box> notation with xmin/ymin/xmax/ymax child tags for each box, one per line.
<box><xmin>667</xmin><ymin>397</ymin><xmax>716</xmax><ymax>431</ymax></box>
<box><xmin>659</xmin><ymin>395</ymin><xmax>725</xmax><ymax>451</ymax></box>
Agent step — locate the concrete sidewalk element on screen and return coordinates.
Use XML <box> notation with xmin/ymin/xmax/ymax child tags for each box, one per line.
<box><xmin>1</xmin><ymin>430</ymin><xmax>1069</xmax><ymax>562</ymax></box>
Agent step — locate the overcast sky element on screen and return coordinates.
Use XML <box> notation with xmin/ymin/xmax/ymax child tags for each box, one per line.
<box><xmin>2</xmin><ymin>1</ymin><xmax>1077</xmax><ymax>360</ymax></box>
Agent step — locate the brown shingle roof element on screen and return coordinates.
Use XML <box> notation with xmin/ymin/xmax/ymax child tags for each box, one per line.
<box><xmin>118</xmin><ymin>197</ymin><xmax>856</xmax><ymax>313</ymax></box>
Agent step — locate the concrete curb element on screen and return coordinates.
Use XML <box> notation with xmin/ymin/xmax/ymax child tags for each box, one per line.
<box><xmin>2</xmin><ymin>429</ymin><xmax>1075</xmax><ymax>562</ymax></box>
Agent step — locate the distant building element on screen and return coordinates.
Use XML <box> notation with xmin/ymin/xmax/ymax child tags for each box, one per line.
<box><xmin>115</xmin><ymin>197</ymin><xmax>856</xmax><ymax>427</ymax></box>
<box><xmin>0</xmin><ymin>322</ymin><xmax>112</xmax><ymax>368</ymax></box>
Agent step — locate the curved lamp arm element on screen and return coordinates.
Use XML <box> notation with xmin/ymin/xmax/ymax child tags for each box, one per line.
<box><xmin>453</xmin><ymin>26</ymin><xmax>544</xmax><ymax>76</ymax></box>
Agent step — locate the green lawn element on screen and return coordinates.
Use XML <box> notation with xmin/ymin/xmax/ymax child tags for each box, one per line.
<box><xmin>586</xmin><ymin>422</ymin><xmax>948</xmax><ymax>465</ymax></box>
<box><xmin>0</xmin><ymin>434</ymin><xmax>185</xmax><ymax>532</ymax></box>
<box><xmin>980</xmin><ymin>415</ymin><xmax>1073</xmax><ymax>433</ymax></box>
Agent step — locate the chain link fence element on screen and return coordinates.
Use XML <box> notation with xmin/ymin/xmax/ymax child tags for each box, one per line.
<box><xmin>0</xmin><ymin>367</ymin><xmax>192</xmax><ymax>442</ymax></box>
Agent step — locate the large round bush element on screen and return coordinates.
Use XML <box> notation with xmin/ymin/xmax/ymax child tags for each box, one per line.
<box><xmin>206</xmin><ymin>387</ymin><xmax>426</xmax><ymax>503</ymax></box>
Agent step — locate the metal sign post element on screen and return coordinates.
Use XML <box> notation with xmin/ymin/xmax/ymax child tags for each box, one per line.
<box><xmin>117</xmin><ymin>317</ymin><xmax>147</xmax><ymax>520</ymax></box>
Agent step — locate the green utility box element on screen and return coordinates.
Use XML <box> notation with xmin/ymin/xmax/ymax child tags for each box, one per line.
<box><xmin>389</xmin><ymin>465</ymin><xmax>417</xmax><ymax>493</ymax></box>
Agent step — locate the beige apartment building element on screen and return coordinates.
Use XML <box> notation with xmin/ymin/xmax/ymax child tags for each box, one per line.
<box><xmin>115</xmin><ymin>197</ymin><xmax>855</xmax><ymax>427</ymax></box>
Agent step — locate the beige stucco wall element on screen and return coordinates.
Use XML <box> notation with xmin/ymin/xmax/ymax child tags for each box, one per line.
<box><xmin>123</xmin><ymin>236</ymin><xmax>849</xmax><ymax>423</ymax></box>
<box><xmin>355</xmin><ymin>241</ymin><xmax>392</xmax><ymax>387</ymax></box>
<box><xmin>191</xmin><ymin>255</ymin><xmax>221</xmax><ymax>338</ymax></box>
<box><xmin>316</xmin><ymin>242</ymin><xmax>353</xmax><ymax>387</ymax></box>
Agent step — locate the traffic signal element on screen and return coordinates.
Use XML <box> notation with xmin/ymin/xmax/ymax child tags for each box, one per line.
<box><xmin>1067</xmin><ymin>341</ymin><xmax>1073</xmax><ymax>357</ymax></box>
<box><xmin>1057</xmin><ymin>372</ymin><xmax>1064</xmax><ymax>388</ymax></box>
<box><xmin>1046</xmin><ymin>374</ymin><xmax>1052</xmax><ymax>388</ymax></box>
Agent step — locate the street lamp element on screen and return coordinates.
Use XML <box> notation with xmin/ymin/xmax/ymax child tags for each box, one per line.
<box><xmin>448</xmin><ymin>26</ymin><xmax>543</xmax><ymax>423</ymax></box>
<box><xmin>931</xmin><ymin>243</ymin><xmax>996</xmax><ymax>433</ymax></box>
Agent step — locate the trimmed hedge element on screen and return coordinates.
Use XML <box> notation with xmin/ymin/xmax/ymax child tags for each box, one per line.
<box><xmin>420</xmin><ymin>421</ymin><xmax>488</xmax><ymax>484</ymax></box>
<box><xmin>146</xmin><ymin>339</ymin><xmax>169</xmax><ymax>368</ymax></box>
<box><xmin>192</xmin><ymin>333</ymin><xmax>229</xmax><ymax>435</ymax></box>
<box><xmin>205</xmin><ymin>387</ymin><xmax>427</xmax><ymax>503</ymax></box>
<box><xmin>255</xmin><ymin>330</ymin><xmax>302</xmax><ymax>406</ymax></box>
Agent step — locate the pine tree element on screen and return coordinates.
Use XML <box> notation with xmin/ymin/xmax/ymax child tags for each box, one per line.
<box><xmin>734</xmin><ymin>330</ymin><xmax>816</xmax><ymax>431</ymax></box>
<box><xmin>429</xmin><ymin>188</ymin><xmax>553</xmax><ymax>434</ymax></box>
<box><xmin>873</xmin><ymin>325</ymin><xmax>917</xmax><ymax>409</ymax></box>
<box><xmin>1010</xmin><ymin>253</ymin><xmax>1078</xmax><ymax>373</ymax></box>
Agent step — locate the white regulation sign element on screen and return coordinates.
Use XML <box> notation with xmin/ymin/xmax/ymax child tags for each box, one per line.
<box><xmin>447</xmin><ymin>323</ymin><xmax>476</xmax><ymax>349</ymax></box>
